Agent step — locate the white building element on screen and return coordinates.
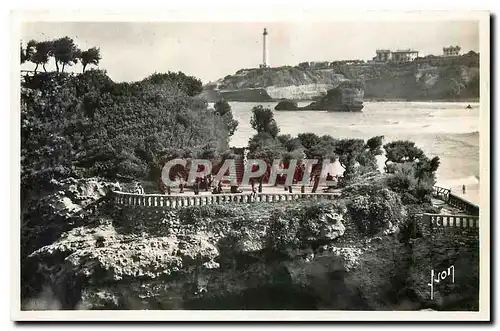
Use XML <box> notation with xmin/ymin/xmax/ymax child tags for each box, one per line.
<box><xmin>443</xmin><ymin>46</ymin><xmax>461</xmax><ymax>57</ymax></box>
<box><xmin>390</xmin><ymin>49</ymin><xmax>419</xmax><ymax>63</ymax></box>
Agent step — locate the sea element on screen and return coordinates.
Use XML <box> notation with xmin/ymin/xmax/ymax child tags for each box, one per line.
<box><xmin>224</xmin><ymin>101</ymin><xmax>480</xmax><ymax>205</ymax></box>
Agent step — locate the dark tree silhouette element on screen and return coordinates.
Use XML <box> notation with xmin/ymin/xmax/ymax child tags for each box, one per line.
<box><xmin>31</xmin><ymin>41</ymin><xmax>52</xmax><ymax>73</ymax></box>
<box><xmin>250</xmin><ymin>105</ymin><xmax>280</xmax><ymax>138</ymax></box>
<box><xmin>51</xmin><ymin>37</ymin><xmax>81</xmax><ymax>72</ymax></box>
<box><xmin>80</xmin><ymin>47</ymin><xmax>101</xmax><ymax>72</ymax></box>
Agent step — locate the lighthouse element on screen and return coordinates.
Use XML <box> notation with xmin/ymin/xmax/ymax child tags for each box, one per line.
<box><xmin>260</xmin><ymin>28</ymin><xmax>269</xmax><ymax>68</ymax></box>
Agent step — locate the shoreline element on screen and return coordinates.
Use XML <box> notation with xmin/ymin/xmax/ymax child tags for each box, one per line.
<box><xmin>209</xmin><ymin>98</ymin><xmax>480</xmax><ymax>104</ymax></box>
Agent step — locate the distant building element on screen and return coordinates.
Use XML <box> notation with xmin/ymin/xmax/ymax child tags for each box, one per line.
<box><xmin>371</xmin><ymin>49</ymin><xmax>419</xmax><ymax>63</ymax></box>
<box><xmin>442</xmin><ymin>45</ymin><xmax>461</xmax><ymax>57</ymax></box>
<box><xmin>374</xmin><ymin>49</ymin><xmax>392</xmax><ymax>62</ymax></box>
<box><xmin>390</xmin><ymin>49</ymin><xmax>419</xmax><ymax>63</ymax></box>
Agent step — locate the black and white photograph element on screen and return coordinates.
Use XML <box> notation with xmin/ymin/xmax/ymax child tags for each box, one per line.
<box><xmin>11</xmin><ymin>9</ymin><xmax>490</xmax><ymax>321</ymax></box>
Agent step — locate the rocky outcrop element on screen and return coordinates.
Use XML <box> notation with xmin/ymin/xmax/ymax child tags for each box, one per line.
<box><xmin>22</xmin><ymin>176</ymin><xmax>479</xmax><ymax>311</ymax></box>
<box><xmin>274</xmin><ymin>99</ymin><xmax>298</xmax><ymax>110</ymax></box>
<box><xmin>21</xmin><ymin>177</ymin><xmax>123</xmax><ymax>300</ymax></box>
<box><xmin>274</xmin><ymin>81</ymin><xmax>364</xmax><ymax>112</ymax></box>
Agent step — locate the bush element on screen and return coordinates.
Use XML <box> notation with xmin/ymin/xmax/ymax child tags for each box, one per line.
<box><xmin>265</xmin><ymin>210</ymin><xmax>301</xmax><ymax>252</ymax></box>
<box><xmin>346</xmin><ymin>188</ymin><xmax>403</xmax><ymax>236</ymax></box>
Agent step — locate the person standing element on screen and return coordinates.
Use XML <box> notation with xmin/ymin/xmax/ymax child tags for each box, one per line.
<box><xmin>462</xmin><ymin>184</ymin><xmax>466</xmax><ymax>194</ymax></box>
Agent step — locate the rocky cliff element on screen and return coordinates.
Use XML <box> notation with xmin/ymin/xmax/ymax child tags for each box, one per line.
<box><xmin>275</xmin><ymin>81</ymin><xmax>364</xmax><ymax>112</ymax></box>
<box><xmin>21</xmin><ymin>177</ymin><xmax>479</xmax><ymax>311</ymax></box>
<box><xmin>203</xmin><ymin>53</ymin><xmax>479</xmax><ymax>102</ymax></box>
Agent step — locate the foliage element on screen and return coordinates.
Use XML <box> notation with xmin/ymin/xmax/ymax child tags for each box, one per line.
<box><xmin>382</xmin><ymin>139</ymin><xmax>440</xmax><ymax>202</ymax></box>
<box><xmin>297</xmin><ymin>133</ymin><xmax>321</xmax><ymax>153</ymax></box>
<box><xmin>250</xmin><ymin>105</ymin><xmax>280</xmax><ymax>138</ymax></box>
<box><xmin>366</xmin><ymin>135</ymin><xmax>384</xmax><ymax>156</ymax></box>
<box><xmin>346</xmin><ymin>186</ymin><xmax>403</xmax><ymax>236</ymax></box>
<box><xmin>21</xmin><ymin>70</ymin><xmax>230</xmax><ymax>194</ymax></box>
<box><xmin>265</xmin><ymin>210</ymin><xmax>301</xmax><ymax>252</ymax></box>
<box><xmin>335</xmin><ymin>138</ymin><xmax>365</xmax><ymax>180</ymax></box>
<box><xmin>265</xmin><ymin>202</ymin><xmax>340</xmax><ymax>253</ymax></box>
<box><xmin>21</xmin><ymin>36</ymin><xmax>101</xmax><ymax>73</ymax></box>
<box><xmin>27</xmin><ymin>40</ymin><xmax>52</xmax><ymax>73</ymax></box>
<box><xmin>80</xmin><ymin>47</ymin><xmax>101</xmax><ymax>72</ymax></box>
<box><xmin>51</xmin><ymin>37</ymin><xmax>81</xmax><ymax>72</ymax></box>
<box><xmin>214</xmin><ymin>100</ymin><xmax>239</xmax><ymax>136</ymax></box>
<box><xmin>143</xmin><ymin>71</ymin><xmax>203</xmax><ymax>97</ymax></box>
<box><xmin>383</xmin><ymin>140</ymin><xmax>425</xmax><ymax>171</ymax></box>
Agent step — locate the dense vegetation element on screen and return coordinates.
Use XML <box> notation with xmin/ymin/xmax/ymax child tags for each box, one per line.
<box><xmin>21</xmin><ymin>68</ymin><xmax>234</xmax><ymax>202</ymax></box>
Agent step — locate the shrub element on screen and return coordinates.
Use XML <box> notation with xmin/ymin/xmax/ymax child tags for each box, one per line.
<box><xmin>346</xmin><ymin>188</ymin><xmax>403</xmax><ymax>236</ymax></box>
<box><xmin>265</xmin><ymin>210</ymin><xmax>301</xmax><ymax>252</ymax></box>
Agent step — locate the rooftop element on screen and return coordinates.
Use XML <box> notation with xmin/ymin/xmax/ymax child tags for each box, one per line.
<box><xmin>392</xmin><ymin>49</ymin><xmax>419</xmax><ymax>53</ymax></box>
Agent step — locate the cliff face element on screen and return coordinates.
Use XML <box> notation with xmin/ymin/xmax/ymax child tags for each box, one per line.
<box><xmin>22</xmin><ymin>179</ymin><xmax>479</xmax><ymax>311</ymax></box>
<box><xmin>275</xmin><ymin>82</ymin><xmax>364</xmax><ymax>112</ymax></box>
<box><xmin>206</xmin><ymin>53</ymin><xmax>479</xmax><ymax>102</ymax></box>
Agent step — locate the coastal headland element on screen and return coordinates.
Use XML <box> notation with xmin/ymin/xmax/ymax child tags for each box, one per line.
<box><xmin>201</xmin><ymin>52</ymin><xmax>479</xmax><ymax>103</ymax></box>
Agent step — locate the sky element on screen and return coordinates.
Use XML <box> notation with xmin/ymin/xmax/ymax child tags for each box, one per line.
<box><xmin>21</xmin><ymin>21</ymin><xmax>479</xmax><ymax>83</ymax></box>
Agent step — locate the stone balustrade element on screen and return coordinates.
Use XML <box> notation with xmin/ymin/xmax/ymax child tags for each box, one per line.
<box><xmin>110</xmin><ymin>191</ymin><xmax>340</xmax><ymax>208</ymax></box>
<box><xmin>422</xmin><ymin>213</ymin><xmax>479</xmax><ymax>230</ymax></box>
<box><xmin>448</xmin><ymin>193</ymin><xmax>480</xmax><ymax>216</ymax></box>
<box><xmin>432</xmin><ymin>186</ymin><xmax>479</xmax><ymax>216</ymax></box>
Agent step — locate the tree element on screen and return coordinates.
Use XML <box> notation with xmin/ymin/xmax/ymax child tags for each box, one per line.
<box><xmin>214</xmin><ymin>100</ymin><xmax>231</xmax><ymax>116</ymax></box>
<box><xmin>383</xmin><ymin>140</ymin><xmax>425</xmax><ymax>172</ymax></box>
<box><xmin>80</xmin><ymin>47</ymin><xmax>101</xmax><ymax>72</ymax></box>
<box><xmin>214</xmin><ymin>100</ymin><xmax>238</xmax><ymax>136</ymax></box>
<box><xmin>277</xmin><ymin>134</ymin><xmax>303</xmax><ymax>153</ymax></box>
<box><xmin>51</xmin><ymin>37</ymin><xmax>81</xmax><ymax>72</ymax></box>
<box><xmin>20</xmin><ymin>40</ymin><xmax>36</xmax><ymax>65</ymax></box>
<box><xmin>31</xmin><ymin>41</ymin><xmax>52</xmax><ymax>73</ymax></box>
<box><xmin>335</xmin><ymin>138</ymin><xmax>365</xmax><ymax>180</ymax></box>
<box><xmin>297</xmin><ymin>133</ymin><xmax>321</xmax><ymax>156</ymax></box>
<box><xmin>366</xmin><ymin>135</ymin><xmax>384</xmax><ymax>156</ymax></box>
<box><xmin>250</xmin><ymin>105</ymin><xmax>280</xmax><ymax>138</ymax></box>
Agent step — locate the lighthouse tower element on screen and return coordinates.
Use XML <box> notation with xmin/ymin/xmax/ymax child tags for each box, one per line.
<box><xmin>260</xmin><ymin>28</ymin><xmax>269</xmax><ymax>68</ymax></box>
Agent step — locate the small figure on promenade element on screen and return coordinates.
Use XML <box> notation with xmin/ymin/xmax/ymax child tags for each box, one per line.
<box><xmin>135</xmin><ymin>182</ymin><xmax>144</xmax><ymax>194</ymax></box>
<box><xmin>179</xmin><ymin>176</ymin><xmax>184</xmax><ymax>194</ymax></box>
<box><xmin>462</xmin><ymin>184</ymin><xmax>466</xmax><ymax>194</ymax></box>
<box><xmin>217</xmin><ymin>181</ymin><xmax>223</xmax><ymax>194</ymax></box>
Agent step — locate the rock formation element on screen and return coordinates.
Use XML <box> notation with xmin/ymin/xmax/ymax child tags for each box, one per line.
<box><xmin>274</xmin><ymin>81</ymin><xmax>364</xmax><ymax>112</ymax></box>
<box><xmin>204</xmin><ymin>53</ymin><xmax>480</xmax><ymax>102</ymax></box>
<box><xmin>21</xmin><ymin>177</ymin><xmax>479</xmax><ymax>311</ymax></box>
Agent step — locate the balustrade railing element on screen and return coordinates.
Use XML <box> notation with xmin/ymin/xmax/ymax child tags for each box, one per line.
<box><xmin>110</xmin><ymin>191</ymin><xmax>340</xmax><ymax>208</ymax></box>
<box><xmin>432</xmin><ymin>186</ymin><xmax>479</xmax><ymax>216</ymax></box>
<box><xmin>422</xmin><ymin>213</ymin><xmax>479</xmax><ymax>230</ymax></box>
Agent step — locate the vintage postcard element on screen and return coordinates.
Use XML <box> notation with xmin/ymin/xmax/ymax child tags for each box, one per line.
<box><xmin>11</xmin><ymin>9</ymin><xmax>490</xmax><ymax>321</ymax></box>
